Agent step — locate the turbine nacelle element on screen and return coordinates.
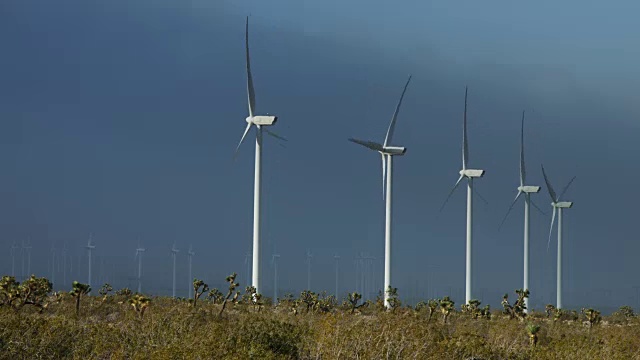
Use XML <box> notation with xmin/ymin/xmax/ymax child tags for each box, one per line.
<box><xmin>459</xmin><ymin>169</ymin><xmax>485</xmax><ymax>178</ymax></box>
<box><xmin>381</xmin><ymin>146</ymin><xmax>407</xmax><ymax>156</ymax></box>
<box><xmin>552</xmin><ymin>201</ymin><xmax>573</xmax><ymax>208</ymax></box>
<box><xmin>246</xmin><ymin>115</ymin><xmax>277</xmax><ymax>126</ymax></box>
<box><xmin>518</xmin><ymin>185</ymin><xmax>540</xmax><ymax>193</ymax></box>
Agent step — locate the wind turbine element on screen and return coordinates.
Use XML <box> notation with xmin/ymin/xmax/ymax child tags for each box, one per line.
<box><xmin>334</xmin><ymin>255</ymin><xmax>340</xmax><ymax>299</ymax></box>
<box><xmin>440</xmin><ymin>87</ymin><xmax>485</xmax><ymax>305</ymax></box>
<box><xmin>187</xmin><ymin>244</ymin><xmax>195</xmax><ymax>299</ymax></box>
<box><xmin>271</xmin><ymin>253</ymin><xmax>280</xmax><ymax>304</ymax></box>
<box><xmin>234</xmin><ymin>16</ymin><xmax>284</xmax><ymax>295</ymax></box>
<box><xmin>541</xmin><ymin>165</ymin><xmax>575</xmax><ymax>309</ymax></box>
<box><xmin>10</xmin><ymin>241</ymin><xmax>19</xmax><ymax>277</ymax></box>
<box><xmin>24</xmin><ymin>239</ymin><xmax>32</xmax><ymax>279</ymax></box>
<box><xmin>86</xmin><ymin>233</ymin><xmax>95</xmax><ymax>292</ymax></box>
<box><xmin>348</xmin><ymin>75</ymin><xmax>412</xmax><ymax>308</ymax></box>
<box><xmin>171</xmin><ymin>243</ymin><xmax>179</xmax><ymax>298</ymax></box>
<box><xmin>305</xmin><ymin>249</ymin><xmax>313</xmax><ymax>290</ymax></box>
<box><xmin>135</xmin><ymin>240</ymin><xmax>145</xmax><ymax>294</ymax></box>
<box><xmin>498</xmin><ymin>111</ymin><xmax>540</xmax><ymax>312</ymax></box>
<box><xmin>61</xmin><ymin>241</ymin><xmax>67</xmax><ymax>289</ymax></box>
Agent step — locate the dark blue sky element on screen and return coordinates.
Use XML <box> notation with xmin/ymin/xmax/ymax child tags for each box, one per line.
<box><xmin>1</xmin><ymin>0</ymin><xmax>639</xmax><ymax>311</ymax></box>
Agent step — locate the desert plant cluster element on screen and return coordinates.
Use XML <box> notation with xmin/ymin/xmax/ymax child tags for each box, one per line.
<box><xmin>1</xmin><ymin>273</ymin><xmax>639</xmax><ymax>359</ymax></box>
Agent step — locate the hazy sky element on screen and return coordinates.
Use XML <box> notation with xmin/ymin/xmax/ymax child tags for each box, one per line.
<box><xmin>1</xmin><ymin>0</ymin><xmax>639</xmax><ymax>311</ymax></box>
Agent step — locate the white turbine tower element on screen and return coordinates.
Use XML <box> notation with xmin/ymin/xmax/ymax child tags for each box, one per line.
<box><xmin>135</xmin><ymin>240</ymin><xmax>145</xmax><ymax>294</ymax></box>
<box><xmin>541</xmin><ymin>165</ymin><xmax>575</xmax><ymax>309</ymax></box>
<box><xmin>498</xmin><ymin>111</ymin><xmax>540</xmax><ymax>312</ymax></box>
<box><xmin>271</xmin><ymin>253</ymin><xmax>280</xmax><ymax>304</ymax></box>
<box><xmin>334</xmin><ymin>255</ymin><xmax>340</xmax><ymax>299</ymax></box>
<box><xmin>86</xmin><ymin>233</ymin><xmax>95</xmax><ymax>292</ymax></box>
<box><xmin>187</xmin><ymin>245</ymin><xmax>195</xmax><ymax>299</ymax></box>
<box><xmin>305</xmin><ymin>249</ymin><xmax>313</xmax><ymax>290</ymax></box>
<box><xmin>440</xmin><ymin>87</ymin><xmax>485</xmax><ymax>305</ymax></box>
<box><xmin>234</xmin><ymin>17</ymin><xmax>284</xmax><ymax>296</ymax></box>
<box><xmin>171</xmin><ymin>243</ymin><xmax>179</xmax><ymax>298</ymax></box>
<box><xmin>348</xmin><ymin>76</ymin><xmax>412</xmax><ymax>308</ymax></box>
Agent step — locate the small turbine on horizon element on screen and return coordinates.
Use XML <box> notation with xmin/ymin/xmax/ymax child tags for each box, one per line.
<box><xmin>271</xmin><ymin>253</ymin><xmax>280</xmax><ymax>304</ymax></box>
<box><xmin>86</xmin><ymin>233</ymin><xmax>95</xmax><ymax>293</ymax></box>
<box><xmin>135</xmin><ymin>239</ymin><xmax>146</xmax><ymax>294</ymax></box>
<box><xmin>440</xmin><ymin>87</ymin><xmax>486</xmax><ymax>305</ymax></box>
<box><xmin>187</xmin><ymin>245</ymin><xmax>195</xmax><ymax>299</ymax></box>
<box><xmin>305</xmin><ymin>249</ymin><xmax>313</xmax><ymax>291</ymax></box>
<box><xmin>171</xmin><ymin>243</ymin><xmax>179</xmax><ymax>298</ymax></box>
<box><xmin>498</xmin><ymin>111</ymin><xmax>540</xmax><ymax>312</ymax></box>
<box><xmin>348</xmin><ymin>75</ymin><xmax>412</xmax><ymax>308</ymax></box>
<box><xmin>10</xmin><ymin>241</ymin><xmax>19</xmax><ymax>277</ymax></box>
<box><xmin>334</xmin><ymin>255</ymin><xmax>340</xmax><ymax>300</ymax></box>
<box><xmin>234</xmin><ymin>16</ymin><xmax>285</xmax><ymax>296</ymax></box>
<box><xmin>541</xmin><ymin>165</ymin><xmax>576</xmax><ymax>309</ymax></box>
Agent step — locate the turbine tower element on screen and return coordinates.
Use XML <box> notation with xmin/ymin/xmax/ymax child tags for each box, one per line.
<box><xmin>86</xmin><ymin>233</ymin><xmax>95</xmax><ymax>292</ymax></box>
<box><xmin>187</xmin><ymin>245</ymin><xmax>195</xmax><ymax>299</ymax></box>
<box><xmin>498</xmin><ymin>111</ymin><xmax>540</xmax><ymax>312</ymax></box>
<box><xmin>10</xmin><ymin>241</ymin><xmax>19</xmax><ymax>277</ymax></box>
<box><xmin>61</xmin><ymin>241</ymin><xmax>67</xmax><ymax>289</ymax></box>
<box><xmin>271</xmin><ymin>253</ymin><xmax>280</xmax><ymax>304</ymax></box>
<box><xmin>541</xmin><ymin>165</ymin><xmax>575</xmax><ymax>309</ymax></box>
<box><xmin>24</xmin><ymin>239</ymin><xmax>32</xmax><ymax>279</ymax></box>
<box><xmin>171</xmin><ymin>243</ymin><xmax>179</xmax><ymax>298</ymax></box>
<box><xmin>348</xmin><ymin>76</ymin><xmax>412</xmax><ymax>308</ymax></box>
<box><xmin>234</xmin><ymin>17</ymin><xmax>284</xmax><ymax>295</ymax></box>
<box><xmin>334</xmin><ymin>255</ymin><xmax>340</xmax><ymax>299</ymax></box>
<box><xmin>135</xmin><ymin>240</ymin><xmax>145</xmax><ymax>294</ymax></box>
<box><xmin>305</xmin><ymin>249</ymin><xmax>313</xmax><ymax>290</ymax></box>
<box><xmin>440</xmin><ymin>87</ymin><xmax>485</xmax><ymax>305</ymax></box>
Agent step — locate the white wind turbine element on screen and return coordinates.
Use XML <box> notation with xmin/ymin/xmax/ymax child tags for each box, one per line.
<box><xmin>135</xmin><ymin>240</ymin><xmax>145</xmax><ymax>294</ymax></box>
<box><xmin>541</xmin><ymin>165</ymin><xmax>575</xmax><ymax>309</ymax></box>
<box><xmin>187</xmin><ymin>245</ymin><xmax>195</xmax><ymax>299</ymax></box>
<box><xmin>498</xmin><ymin>111</ymin><xmax>540</xmax><ymax>312</ymax></box>
<box><xmin>234</xmin><ymin>17</ymin><xmax>284</xmax><ymax>296</ymax></box>
<box><xmin>348</xmin><ymin>76</ymin><xmax>412</xmax><ymax>308</ymax></box>
<box><xmin>271</xmin><ymin>253</ymin><xmax>280</xmax><ymax>304</ymax></box>
<box><xmin>440</xmin><ymin>87</ymin><xmax>485</xmax><ymax>305</ymax></box>
<box><xmin>305</xmin><ymin>249</ymin><xmax>313</xmax><ymax>290</ymax></box>
<box><xmin>171</xmin><ymin>243</ymin><xmax>179</xmax><ymax>298</ymax></box>
<box><xmin>334</xmin><ymin>255</ymin><xmax>340</xmax><ymax>299</ymax></box>
<box><xmin>86</xmin><ymin>233</ymin><xmax>95</xmax><ymax>292</ymax></box>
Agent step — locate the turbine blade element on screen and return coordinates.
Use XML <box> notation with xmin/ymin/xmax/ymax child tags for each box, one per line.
<box><xmin>439</xmin><ymin>174</ymin><xmax>465</xmax><ymax>212</ymax></box>
<box><xmin>547</xmin><ymin>206</ymin><xmax>557</xmax><ymax>251</ymax></box>
<box><xmin>264</xmin><ymin>128</ymin><xmax>288</xmax><ymax>142</ymax></box>
<box><xmin>520</xmin><ymin>111</ymin><xmax>526</xmax><ymax>187</ymax></box>
<box><xmin>474</xmin><ymin>186</ymin><xmax>489</xmax><ymax>206</ymax></box>
<box><xmin>498</xmin><ymin>191</ymin><xmax>522</xmax><ymax>231</ymax></box>
<box><xmin>348</xmin><ymin>138</ymin><xmax>384</xmax><ymax>151</ymax></box>
<box><xmin>462</xmin><ymin>86</ymin><xmax>469</xmax><ymax>170</ymax></box>
<box><xmin>246</xmin><ymin>17</ymin><xmax>255</xmax><ymax>117</ymax></box>
<box><xmin>381</xmin><ymin>153</ymin><xmax>386</xmax><ymax>200</ymax></box>
<box><xmin>558</xmin><ymin>176</ymin><xmax>576</xmax><ymax>200</ymax></box>
<box><xmin>541</xmin><ymin>165</ymin><xmax>557</xmax><ymax>202</ymax></box>
<box><xmin>530</xmin><ymin>198</ymin><xmax>547</xmax><ymax>216</ymax></box>
<box><xmin>234</xmin><ymin>122</ymin><xmax>253</xmax><ymax>158</ymax></box>
<box><xmin>383</xmin><ymin>75</ymin><xmax>412</xmax><ymax>147</ymax></box>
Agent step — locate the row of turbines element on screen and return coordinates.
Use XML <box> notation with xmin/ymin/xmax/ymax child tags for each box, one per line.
<box><xmin>238</xmin><ymin>17</ymin><xmax>576</xmax><ymax>310</ymax></box>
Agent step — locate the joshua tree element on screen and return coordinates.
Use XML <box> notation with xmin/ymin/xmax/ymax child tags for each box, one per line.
<box><xmin>581</xmin><ymin>308</ymin><xmax>602</xmax><ymax>328</ymax></box>
<box><xmin>316</xmin><ymin>292</ymin><xmax>337</xmax><ymax>313</ymax></box>
<box><xmin>386</xmin><ymin>286</ymin><xmax>401</xmax><ymax>311</ymax></box>
<box><xmin>116</xmin><ymin>287</ymin><xmax>132</xmax><ymax>297</ymax></box>
<box><xmin>545</xmin><ymin>304</ymin><xmax>556</xmax><ymax>318</ymax></box>
<box><xmin>300</xmin><ymin>290</ymin><xmax>318</xmax><ymax>312</ymax></box>
<box><xmin>502</xmin><ymin>289</ymin><xmax>529</xmax><ymax>321</ymax></box>
<box><xmin>0</xmin><ymin>276</ymin><xmax>21</xmax><ymax>308</ymax></box>
<box><xmin>614</xmin><ymin>305</ymin><xmax>635</xmax><ymax>318</ymax></box>
<box><xmin>462</xmin><ymin>299</ymin><xmax>482</xmax><ymax>319</ymax></box>
<box><xmin>526</xmin><ymin>323</ymin><xmax>541</xmax><ymax>347</ymax></box>
<box><xmin>207</xmin><ymin>288</ymin><xmax>224</xmax><ymax>304</ymax></box>
<box><xmin>439</xmin><ymin>296</ymin><xmax>455</xmax><ymax>324</ymax></box>
<box><xmin>0</xmin><ymin>275</ymin><xmax>53</xmax><ymax>312</ymax></box>
<box><xmin>129</xmin><ymin>294</ymin><xmax>151</xmax><ymax>319</ymax></box>
<box><xmin>99</xmin><ymin>283</ymin><xmax>113</xmax><ymax>302</ymax></box>
<box><xmin>192</xmin><ymin>278</ymin><xmax>209</xmax><ymax>308</ymax></box>
<box><xmin>219</xmin><ymin>273</ymin><xmax>240</xmax><ymax>316</ymax></box>
<box><xmin>345</xmin><ymin>292</ymin><xmax>365</xmax><ymax>314</ymax></box>
<box><xmin>427</xmin><ymin>299</ymin><xmax>439</xmax><ymax>323</ymax></box>
<box><xmin>69</xmin><ymin>281</ymin><xmax>91</xmax><ymax>315</ymax></box>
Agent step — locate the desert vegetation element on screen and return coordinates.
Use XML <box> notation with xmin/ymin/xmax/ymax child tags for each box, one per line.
<box><xmin>1</xmin><ymin>274</ymin><xmax>639</xmax><ymax>359</ymax></box>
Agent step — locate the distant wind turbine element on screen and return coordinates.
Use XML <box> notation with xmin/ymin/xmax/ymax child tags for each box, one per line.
<box><xmin>498</xmin><ymin>111</ymin><xmax>540</xmax><ymax>312</ymax></box>
<box><xmin>271</xmin><ymin>253</ymin><xmax>280</xmax><ymax>304</ymax></box>
<box><xmin>24</xmin><ymin>239</ymin><xmax>32</xmax><ymax>279</ymax></box>
<box><xmin>61</xmin><ymin>241</ymin><xmax>67</xmax><ymax>289</ymax></box>
<box><xmin>234</xmin><ymin>16</ymin><xmax>284</xmax><ymax>295</ymax></box>
<box><xmin>348</xmin><ymin>75</ymin><xmax>412</xmax><ymax>308</ymax></box>
<box><xmin>306</xmin><ymin>249</ymin><xmax>313</xmax><ymax>290</ymax></box>
<box><xmin>10</xmin><ymin>241</ymin><xmax>19</xmax><ymax>277</ymax></box>
<box><xmin>135</xmin><ymin>240</ymin><xmax>145</xmax><ymax>293</ymax></box>
<box><xmin>171</xmin><ymin>243</ymin><xmax>179</xmax><ymax>298</ymax></box>
<box><xmin>51</xmin><ymin>241</ymin><xmax>56</xmax><ymax>288</ymax></box>
<box><xmin>187</xmin><ymin>245</ymin><xmax>195</xmax><ymax>299</ymax></box>
<box><xmin>541</xmin><ymin>165</ymin><xmax>575</xmax><ymax>309</ymax></box>
<box><xmin>86</xmin><ymin>233</ymin><xmax>95</xmax><ymax>292</ymax></box>
<box><xmin>334</xmin><ymin>255</ymin><xmax>340</xmax><ymax>299</ymax></box>
<box><xmin>440</xmin><ymin>87</ymin><xmax>485</xmax><ymax>305</ymax></box>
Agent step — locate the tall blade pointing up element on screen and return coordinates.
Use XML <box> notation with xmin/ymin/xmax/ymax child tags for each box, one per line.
<box><xmin>462</xmin><ymin>86</ymin><xmax>469</xmax><ymax>170</ymax></box>
<box><xmin>519</xmin><ymin>111</ymin><xmax>526</xmax><ymax>187</ymax></box>
<box><xmin>234</xmin><ymin>122</ymin><xmax>253</xmax><ymax>158</ymax></box>
<box><xmin>246</xmin><ymin>17</ymin><xmax>255</xmax><ymax>118</ymax></box>
<box><xmin>558</xmin><ymin>176</ymin><xmax>576</xmax><ymax>200</ymax></box>
<box><xmin>547</xmin><ymin>206</ymin><xmax>557</xmax><ymax>250</ymax></box>
<box><xmin>383</xmin><ymin>75</ymin><xmax>412</xmax><ymax>147</ymax></box>
<box><xmin>381</xmin><ymin>153</ymin><xmax>386</xmax><ymax>200</ymax></box>
<box><xmin>440</xmin><ymin>174</ymin><xmax>465</xmax><ymax>212</ymax></box>
<box><xmin>498</xmin><ymin>191</ymin><xmax>522</xmax><ymax>231</ymax></box>
<box><xmin>541</xmin><ymin>165</ymin><xmax>557</xmax><ymax>202</ymax></box>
